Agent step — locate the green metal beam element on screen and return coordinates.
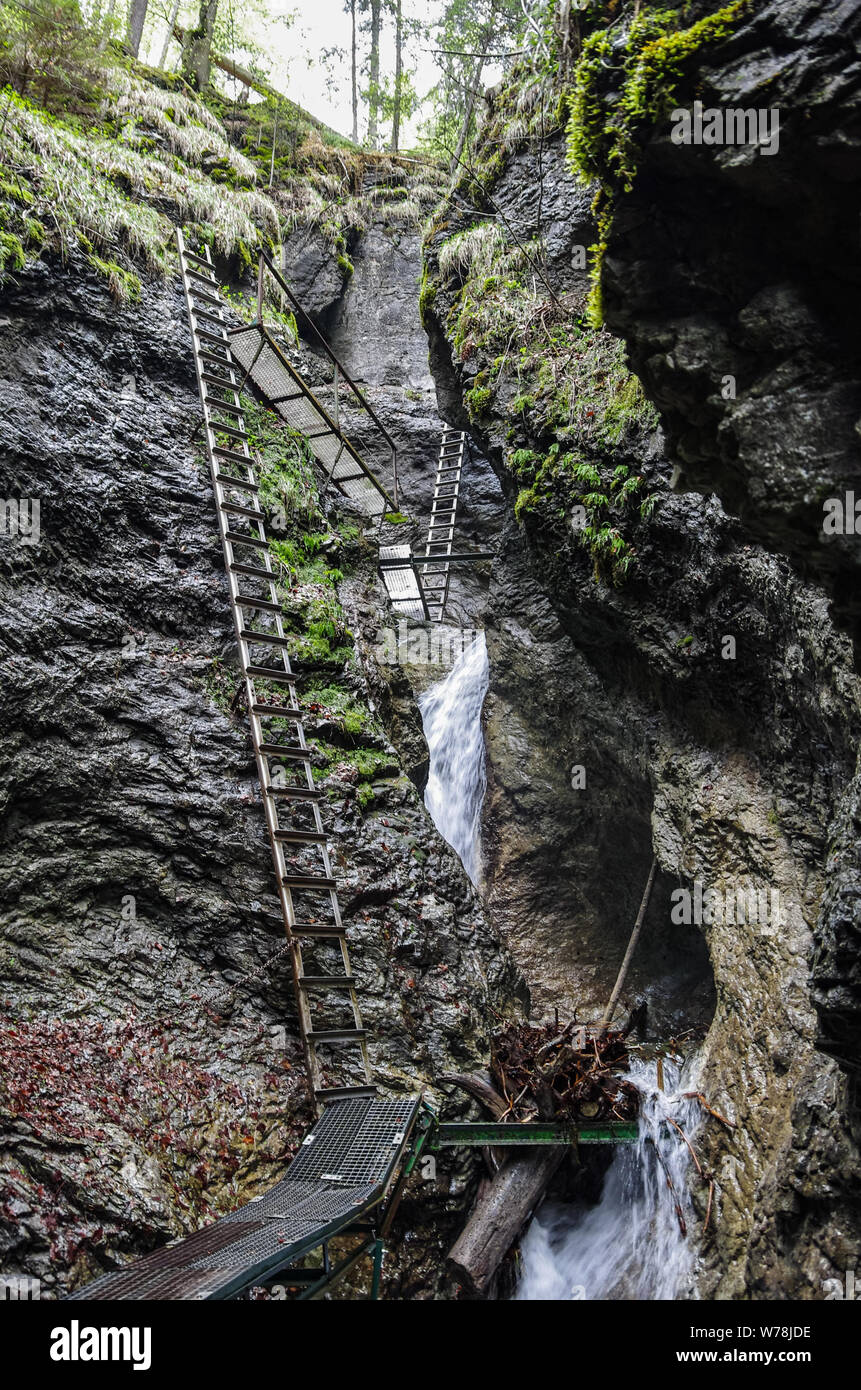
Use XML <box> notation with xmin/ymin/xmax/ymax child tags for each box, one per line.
<box><xmin>429</xmin><ymin>1120</ymin><xmax>638</xmax><ymax>1148</ymax></box>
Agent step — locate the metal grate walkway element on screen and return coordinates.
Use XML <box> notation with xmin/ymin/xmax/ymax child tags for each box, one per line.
<box><xmin>67</xmin><ymin>1097</ymin><xmax>422</xmax><ymax>1300</ymax></box>
<box><xmin>227</xmin><ymin>253</ymin><xmax>397</xmax><ymax>518</ymax></box>
<box><xmin>379</xmin><ymin>543</ymin><xmax>428</xmax><ymax>620</ymax></box>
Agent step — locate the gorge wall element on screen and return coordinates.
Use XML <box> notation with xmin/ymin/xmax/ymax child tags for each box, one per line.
<box><xmin>421</xmin><ymin>0</ymin><xmax>861</xmax><ymax>1297</ymax></box>
<box><xmin>0</xmin><ymin>202</ymin><xmax>520</xmax><ymax>1298</ymax></box>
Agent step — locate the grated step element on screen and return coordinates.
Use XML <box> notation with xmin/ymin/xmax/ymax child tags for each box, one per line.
<box><xmin>265</xmin><ymin>786</ymin><xmax>322</xmax><ymax>802</ymax></box>
<box><xmin>251</xmin><ymin>701</ymin><xmax>303</xmax><ymax>720</ymax></box>
<box><xmin>240</xmin><ymin>629</ymin><xmax>292</xmax><ymax>648</ymax></box>
<box><xmin>258</xmin><ymin>743</ymin><xmax>310</xmax><ymax>761</ymax></box>
<box><xmin>299</xmin><ymin>974</ymin><xmax>356</xmax><ymax>989</ymax></box>
<box><xmin>235</xmin><ymin>594</ymin><xmax>281</xmax><ymax>613</ymax></box>
<box><xmin>283</xmin><ymin>875</ymin><xmax>337</xmax><ymax>891</ymax></box>
<box><xmin>246</xmin><ymin>664</ymin><xmax>295</xmax><ymax>682</ymax></box>
<box><xmin>316</xmin><ymin>1085</ymin><xmax>377</xmax><ymax>1102</ymax></box>
<box><xmin>272</xmin><ymin>829</ymin><xmax>327</xmax><ymax>845</ymax></box>
<box><xmin>224</xmin><ymin>522</ymin><xmax>268</xmax><ymax>539</ymax></box>
<box><xmin>306</xmin><ymin>1028</ymin><xmax>366</xmax><ymax>1043</ymax></box>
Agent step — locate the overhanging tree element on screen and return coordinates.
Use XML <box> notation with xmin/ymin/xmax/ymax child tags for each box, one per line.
<box><xmin>126</xmin><ymin>0</ymin><xmax>148</xmax><ymax>57</ymax></box>
<box><xmin>182</xmin><ymin>0</ymin><xmax>219</xmax><ymax>89</ymax></box>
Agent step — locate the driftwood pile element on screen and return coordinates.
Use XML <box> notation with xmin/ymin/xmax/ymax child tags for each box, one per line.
<box><xmin>443</xmin><ymin>1013</ymin><xmax>644</xmax><ymax>1297</ymax></box>
<box><xmin>489</xmin><ymin>1019</ymin><xmax>640</xmax><ymax>1124</ymax></box>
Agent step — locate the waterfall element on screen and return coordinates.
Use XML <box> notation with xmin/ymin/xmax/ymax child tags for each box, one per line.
<box><xmin>514</xmin><ymin>1059</ymin><xmax>701</xmax><ymax>1301</ymax></box>
<box><xmin>418</xmin><ymin>631</ymin><xmax>489</xmax><ymax>885</ymax></box>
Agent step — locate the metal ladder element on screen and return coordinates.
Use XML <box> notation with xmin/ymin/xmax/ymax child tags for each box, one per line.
<box><xmin>420</xmin><ymin>428</ymin><xmax>466</xmax><ymax>622</ymax></box>
<box><xmin>177</xmin><ymin>230</ymin><xmax>374</xmax><ymax>1110</ymax></box>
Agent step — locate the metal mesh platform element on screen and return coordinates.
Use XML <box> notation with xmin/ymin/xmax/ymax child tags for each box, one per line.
<box><xmin>379</xmin><ymin>544</ymin><xmax>427</xmax><ymax>619</ymax></box>
<box><xmin>228</xmin><ymin>325</ymin><xmax>392</xmax><ymax>517</ymax></box>
<box><xmin>67</xmin><ymin>1096</ymin><xmax>421</xmax><ymax>1301</ymax></box>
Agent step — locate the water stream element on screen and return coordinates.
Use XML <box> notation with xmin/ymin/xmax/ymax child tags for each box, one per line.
<box><xmin>418</xmin><ymin>631</ymin><xmax>489</xmax><ymax>885</ymax></box>
<box><xmin>515</xmin><ymin>1060</ymin><xmax>701</xmax><ymax>1301</ymax></box>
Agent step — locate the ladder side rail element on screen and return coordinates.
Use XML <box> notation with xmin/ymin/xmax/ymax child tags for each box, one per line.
<box><xmin>178</xmin><ymin>231</ymin><xmax>371</xmax><ymax>1108</ymax></box>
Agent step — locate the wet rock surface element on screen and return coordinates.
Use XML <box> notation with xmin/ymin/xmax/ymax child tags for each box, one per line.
<box><xmin>0</xmin><ymin>247</ymin><xmax>520</xmax><ymax>1298</ymax></box>
<box><xmin>422</xmin><ymin>21</ymin><xmax>861</xmax><ymax>1296</ymax></box>
<box><xmin>602</xmin><ymin>0</ymin><xmax>861</xmax><ymax>628</ymax></box>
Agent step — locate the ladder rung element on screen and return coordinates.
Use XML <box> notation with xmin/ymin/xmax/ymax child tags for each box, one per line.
<box><xmin>283</xmin><ymin>875</ymin><xmax>337</xmax><ymax>892</ymax></box>
<box><xmin>235</xmin><ymin>594</ymin><xmax>280</xmax><ymax>613</ymax></box>
<box><xmin>216</xmin><ymin>473</ymin><xmax>258</xmax><ymax>494</ymax></box>
<box><xmin>210</xmin><ymin>422</ymin><xmax>247</xmax><ymax>442</ymax></box>
<box><xmin>224</xmin><ymin>517</ymin><xmax>267</xmax><ymax>534</ymax></box>
<box><xmin>240</xmin><ymin>628</ymin><xmax>291</xmax><ymax>648</ymax></box>
<box><xmin>195</xmin><ymin>325</ymin><xmax>229</xmax><ymax>347</ymax></box>
<box><xmin>213</xmin><ymin>445</ymin><xmax>254</xmax><ymax>467</ymax></box>
<box><xmin>273</xmin><ymin>829</ymin><xmax>328</xmax><ymax>845</ymax></box>
<box><xmin>183</xmin><ymin>249</ymin><xmax>215</xmax><ymax>270</ymax></box>
<box><xmin>299</xmin><ymin>974</ymin><xmax>355</xmax><ymax>989</ymax></box>
<box><xmin>258</xmin><ymin>742</ymin><xmax>310</xmax><ymax>760</ymax></box>
<box><xmin>306</xmin><ymin>1029</ymin><xmax>366</xmax><ymax>1043</ymax></box>
<box><xmin>191</xmin><ymin>307</ymin><xmax>228</xmax><ymax>326</ymax></box>
<box><xmin>246</xmin><ymin>664</ymin><xmax>296</xmax><ymax>682</ymax></box>
<box><xmin>201</xmin><ymin>371</ymin><xmax>240</xmax><ymax>393</ymax></box>
<box><xmin>199</xmin><ymin>346</ymin><xmax>232</xmax><ymax>366</ymax></box>
<box><xmin>252</xmin><ymin>702</ymin><xmax>303</xmax><ymax>720</ymax></box>
<box><xmin>266</xmin><ymin>786</ymin><xmax>322</xmax><ymax>802</ymax></box>
<box><xmin>230</xmin><ymin>562</ymin><xmax>274</xmax><ymax>581</ymax></box>
<box><xmin>316</xmin><ymin>1085</ymin><xmax>377</xmax><ymax>1102</ymax></box>
<box><xmin>189</xmin><ymin>286</ymin><xmax>223</xmax><ymax>308</ymax></box>
<box><xmin>186</xmin><ymin>267</ymin><xmax>219</xmax><ymax>289</ymax></box>
<box><xmin>206</xmin><ymin>399</ymin><xmax>245</xmax><ymax>417</ymax></box>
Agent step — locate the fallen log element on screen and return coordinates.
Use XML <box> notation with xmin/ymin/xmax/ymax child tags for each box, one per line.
<box><xmin>440</xmin><ymin>1071</ymin><xmax>509</xmax><ymax>1119</ymax></box>
<box><xmin>600</xmin><ymin>856</ymin><xmax>657</xmax><ymax>1030</ymax></box>
<box><xmin>448</xmin><ymin>1146</ymin><xmax>565</xmax><ymax>1298</ymax></box>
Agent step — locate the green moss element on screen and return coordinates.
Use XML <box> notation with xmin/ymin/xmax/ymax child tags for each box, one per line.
<box><xmin>202</xmin><ymin>657</ymin><xmax>236</xmax><ymax>712</ymax></box>
<box><xmin>566</xmin><ymin>1</ymin><xmax>753</xmax><ymax>317</ymax></box>
<box><xmin>336</xmin><ymin>252</ymin><xmax>354</xmax><ymax>278</ymax></box>
<box><xmin>465</xmin><ymin>384</ymin><xmax>493</xmax><ymax>419</ymax></box>
<box><xmin>418</xmin><ymin>265</ymin><xmax>437</xmax><ymax>324</ymax></box>
<box><xmin>87</xmin><ymin>255</ymin><xmax>142</xmax><ymax>302</ymax></box>
<box><xmin>0</xmin><ymin>231</ymin><xmax>26</xmax><ymax>273</ymax></box>
<box><xmin>303</xmin><ymin>684</ymin><xmax>377</xmax><ymax>737</ymax></box>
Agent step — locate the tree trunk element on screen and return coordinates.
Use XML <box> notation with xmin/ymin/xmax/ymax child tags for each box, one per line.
<box><xmin>97</xmin><ymin>0</ymin><xmax>117</xmax><ymax>52</ymax></box>
<box><xmin>448</xmin><ymin>1147</ymin><xmax>565</xmax><ymax>1298</ymax></box>
<box><xmin>350</xmin><ymin>0</ymin><xmax>358</xmax><ymax>144</ymax></box>
<box><xmin>181</xmin><ymin>0</ymin><xmax>219</xmax><ymax>90</ymax></box>
<box><xmin>127</xmin><ymin>0</ymin><xmax>148</xmax><ymax>58</ymax></box>
<box><xmin>389</xmin><ymin>0</ymin><xmax>402</xmax><ymax>152</ymax></box>
<box><xmin>174</xmin><ymin>23</ymin><xmax>276</xmax><ymax>99</ymax></box>
<box><xmin>367</xmin><ymin>0</ymin><xmax>381</xmax><ymax>147</ymax></box>
<box><xmin>158</xmin><ymin>0</ymin><xmax>181</xmax><ymax>69</ymax></box>
<box><xmin>450</xmin><ymin>46</ymin><xmax>487</xmax><ymax>173</ymax></box>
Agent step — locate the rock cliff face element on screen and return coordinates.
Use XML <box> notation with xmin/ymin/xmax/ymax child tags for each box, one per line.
<box><xmin>421</xmin><ymin>2</ymin><xmax>861</xmax><ymax>1298</ymax></box>
<box><xmin>0</xmin><ymin>225</ymin><xmax>520</xmax><ymax>1296</ymax></box>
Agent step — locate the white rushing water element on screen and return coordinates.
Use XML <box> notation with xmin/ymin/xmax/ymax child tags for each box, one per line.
<box><xmin>515</xmin><ymin>1059</ymin><xmax>701</xmax><ymax>1301</ymax></box>
<box><xmin>418</xmin><ymin>631</ymin><xmax>489</xmax><ymax>885</ymax></box>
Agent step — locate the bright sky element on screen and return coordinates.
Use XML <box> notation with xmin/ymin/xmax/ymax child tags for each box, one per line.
<box><xmin>221</xmin><ymin>0</ymin><xmax>454</xmax><ymax>144</ymax></box>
